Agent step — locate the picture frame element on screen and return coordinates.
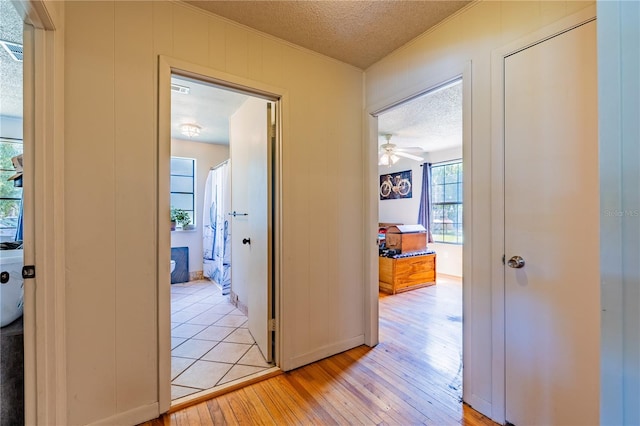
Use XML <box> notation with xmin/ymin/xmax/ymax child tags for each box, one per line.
<box><xmin>379</xmin><ymin>169</ymin><xmax>412</xmax><ymax>200</ymax></box>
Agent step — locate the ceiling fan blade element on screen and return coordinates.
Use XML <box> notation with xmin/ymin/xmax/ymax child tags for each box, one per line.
<box><xmin>394</xmin><ymin>146</ymin><xmax>424</xmax><ymax>153</ymax></box>
<box><xmin>395</xmin><ymin>151</ymin><xmax>424</xmax><ymax>162</ymax></box>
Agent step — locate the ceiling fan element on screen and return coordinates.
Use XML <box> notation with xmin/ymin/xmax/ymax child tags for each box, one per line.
<box><xmin>378</xmin><ymin>134</ymin><xmax>424</xmax><ymax>166</ymax></box>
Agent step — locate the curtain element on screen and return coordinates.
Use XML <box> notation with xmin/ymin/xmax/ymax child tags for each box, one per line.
<box><xmin>417</xmin><ymin>162</ymin><xmax>434</xmax><ymax>243</ymax></box>
<box><xmin>14</xmin><ymin>194</ymin><xmax>23</xmax><ymax>242</ymax></box>
<box><xmin>203</xmin><ymin>160</ymin><xmax>231</xmax><ymax>294</ymax></box>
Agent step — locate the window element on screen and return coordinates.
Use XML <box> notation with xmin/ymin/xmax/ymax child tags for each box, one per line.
<box><xmin>0</xmin><ymin>138</ymin><xmax>23</xmax><ymax>242</ymax></box>
<box><xmin>431</xmin><ymin>161</ymin><xmax>462</xmax><ymax>244</ymax></box>
<box><xmin>170</xmin><ymin>157</ymin><xmax>195</xmax><ymax>226</ymax></box>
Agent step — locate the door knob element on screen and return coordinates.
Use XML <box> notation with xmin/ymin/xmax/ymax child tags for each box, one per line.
<box><xmin>242</xmin><ymin>238</ymin><xmax>251</xmax><ymax>245</ymax></box>
<box><xmin>507</xmin><ymin>255</ymin><xmax>525</xmax><ymax>269</ymax></box>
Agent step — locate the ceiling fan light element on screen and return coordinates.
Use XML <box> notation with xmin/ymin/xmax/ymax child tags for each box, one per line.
<box><xmin>390</xmin><ymin>154</ymin><xmax>399</xmax><ymax>164</ymax></box>
<box><xmin>379</xmin><ymin>153</ymin><xmax>390</xmax><ymax>166</ymax></box>
<box><xmin>180</xmin><ymin>123</ymin><xmax>201</xmax><ymax>138</ymax></box>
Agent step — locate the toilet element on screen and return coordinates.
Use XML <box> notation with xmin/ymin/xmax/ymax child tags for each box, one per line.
<box><xmin>170</xmin><ymin>259</ymin><xmax>176</xmax><ymax>273</ymax></box>
<box><xmin>0</xmin><ymin>249</ymin><xmax>24</xmax><ymax>327</ymax></box>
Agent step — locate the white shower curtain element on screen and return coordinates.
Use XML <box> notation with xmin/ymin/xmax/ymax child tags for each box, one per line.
<box><xmin>203</xmin><ymin>160</ymin><xmax>231</xmax><ymax>294</ymax></box>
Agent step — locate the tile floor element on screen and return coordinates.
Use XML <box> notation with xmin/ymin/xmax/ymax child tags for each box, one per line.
<box><xmin>171</xmin><ymin>279</ymin><xmax>273</xmax><ymax>400</ymax></box>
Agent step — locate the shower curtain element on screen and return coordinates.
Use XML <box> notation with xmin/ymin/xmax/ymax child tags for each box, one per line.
<box><xmin>203</xmin><ymin>160</ymin><xmax>231</xmax><ymax>295</ymax></box>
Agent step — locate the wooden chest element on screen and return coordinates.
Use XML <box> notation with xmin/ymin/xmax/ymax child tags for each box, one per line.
<box><xmin>379</xmin><ymin>253</ymin><xmax>436</xmax><ymax>294</ymax></box>
<box><xmin>384</xmin><ymin>224</ymin><xmax>427</xmax><ymax>253</ymax></box>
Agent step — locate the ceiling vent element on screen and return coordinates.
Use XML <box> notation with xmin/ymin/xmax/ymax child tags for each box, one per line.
<box><xmin>0</xmin><ymin>40</ymin><xmax>23</xmax><ymax>62</ymax></box>
<box><xmin>171</xmin><ymin>83</ymin><xmax>190</xmax><ymax>95</ymax></box>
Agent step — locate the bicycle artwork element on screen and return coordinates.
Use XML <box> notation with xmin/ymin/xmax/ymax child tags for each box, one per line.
<box><xmin>379</xmin><ymin>169</ymin><xmax>413</xmax><ymax>200</ymax></box>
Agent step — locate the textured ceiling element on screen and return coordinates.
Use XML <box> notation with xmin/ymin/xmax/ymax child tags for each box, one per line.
<box><xmin>185</xmin><ymin>0</ymin><xmax>471</xmax><ymax>69</ymax></box>
<box><xmin>0</xmin><ymin>0</ymin><xmax>23</xmax><ymax>120</ymax></box>
<box><xmin>378</xmin><ymin>79</ymin><xmax>462</xmax><ymax>153</ymax></box>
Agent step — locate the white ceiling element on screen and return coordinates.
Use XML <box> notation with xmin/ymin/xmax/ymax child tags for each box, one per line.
<box><xmin>171</xmin><ymin>75</ymin><xmax>248</xmax><ymax>143</ymax></box>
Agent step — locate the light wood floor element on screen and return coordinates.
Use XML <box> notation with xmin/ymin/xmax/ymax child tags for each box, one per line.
<box><xmin>142</xmin><ymin>275</ymin><xmax>497</xmax><ymax>425</ymax></box>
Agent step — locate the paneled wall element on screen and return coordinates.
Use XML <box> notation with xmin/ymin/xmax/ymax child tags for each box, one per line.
<box><xmin>365</xmin><ymin>0</ymin><xmax>593</xmax><ymax>419</ymax></box>
<box><xmin>63</xmin><ymin>1</ymin><xmax>363</xmax><ymax>424</ymax></box>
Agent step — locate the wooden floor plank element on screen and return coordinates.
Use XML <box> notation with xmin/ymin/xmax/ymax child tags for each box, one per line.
<box><xmin>291</xmin><ymin>365</ymin><xmax>364</xmax><ymax>425</ymax></box>
<box><xmin>140</xmin><ymin>276</ymin><xmax>498</xmax><ymax>426</ymax></box>
<box><xmin>290</xmin><ymin>363</ymin><xmax>378</xmax><ymax>425</ymax></box>
<box><xmin>251</xmin><ymin>379</ymin><xmax>306</xmax><ymax>425</ymax></box>
<box><xmin>204</xmin><ymin>399</ymin><xmax>226</xmax><ymax>425</ymax></box>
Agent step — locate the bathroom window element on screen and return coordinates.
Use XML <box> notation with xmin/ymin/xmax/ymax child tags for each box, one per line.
<box><xmin>170</xmin><ymin>157</ymin><xmax>195</xmax><ymax>226</ymax></box>
<box><xmin>0</xmin><ymin>138</ymin><xmax>23</xmax><ymax>242</ymax></box>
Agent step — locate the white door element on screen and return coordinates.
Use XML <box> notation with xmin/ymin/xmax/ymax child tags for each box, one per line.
<box><xmin>504</xmin><ymin>21</ymin><xmax>599</xmax><ymax>425</ymax></box>
<box><xmin>230</xmin><ymin>96</ymin><xmax>273</xmax><ymax>362</ymax></box>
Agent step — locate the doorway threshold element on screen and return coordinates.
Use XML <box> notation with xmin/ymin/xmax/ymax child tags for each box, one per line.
<box><xmin>169</xmin><ymin>367</ymin><xmax>281</xmax><ymax>412</ymax></box>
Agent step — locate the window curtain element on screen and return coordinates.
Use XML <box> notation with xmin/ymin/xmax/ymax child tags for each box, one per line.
<box><xmin>417</xmin><ymin>162</ymin><xmax>434</xmax><ymax>243</ymax></box>
<box><xmin>14</xmin><ymin>195</ymin><xmax>23</xmax><ymax>242</ymax></box>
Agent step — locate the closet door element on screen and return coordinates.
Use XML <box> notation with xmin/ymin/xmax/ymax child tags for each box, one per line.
<box><xmin>503</xmin><ymin>20</ymin><xmax>599</xmax><ymax>426</ymax></box>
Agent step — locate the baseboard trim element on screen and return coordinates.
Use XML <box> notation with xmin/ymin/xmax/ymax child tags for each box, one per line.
<box><xmin>229</xmin><ymin>290</ymin><xmax>248</xmax><ymax>315</ymax></box>
<box><xmin>188</xmin><ymin>270</ymin><xmax>204</xmax><ymax>281</ymax></box>
<box><xmin>283</xmin><ymin>335</ymin><xmax>365</xmax><ymax>371</ymax></box>
<box><xmin>88</xmin><ymin>402</ymin><xmax>159</xmax><ymax>426</ymax></box>
<box><xmin>464</xmin><ymin>394</ymin><xmax>493</xmax><ymax>421</ymax></box>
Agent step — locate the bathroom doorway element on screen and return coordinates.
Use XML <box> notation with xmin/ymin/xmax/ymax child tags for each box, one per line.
<box><xmin>165</xmin><ymin>71</ymin><xmax>280</xmax><ymax>404</ymax></box>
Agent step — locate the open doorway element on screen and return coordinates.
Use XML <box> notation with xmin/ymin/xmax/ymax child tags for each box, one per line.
<box><xmin>376</xmin><ymin>78</ymin><xmax>464</xmax><ymax>401</ymax></box>
<box><xmin>167</xmin><ymin>74</ymin><xmax>278</xmax><ymax>403</ymax></box>
<box><xmin>0</xmin><ymin>0</ymin><xmax>25</xmax><ymax>421</ymax></box>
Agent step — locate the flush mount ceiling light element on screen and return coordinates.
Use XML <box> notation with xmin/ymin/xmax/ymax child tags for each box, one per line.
<box><xmin>180</xmin><ymin>123</ymin><xmax>201</xmax><ymax>138</ymax></box>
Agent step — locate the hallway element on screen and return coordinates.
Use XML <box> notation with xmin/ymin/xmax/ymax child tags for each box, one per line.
<box><xmin>146</xmin><ymin>275</ymin><xmax>495</xmax><ymax>425</ymax></box>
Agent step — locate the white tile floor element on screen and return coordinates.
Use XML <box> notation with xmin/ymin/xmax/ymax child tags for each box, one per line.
<box><xmin>171</xmin><ymin>280</ymin><xmax>272</xmax><ymax>400</ymax></box>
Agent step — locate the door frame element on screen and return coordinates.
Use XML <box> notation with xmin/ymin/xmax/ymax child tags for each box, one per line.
<box><xmin>13</xmin><ymin>1</ymin><xmax>67</xmax><ymax>424</ymax></box>
<box><xmin>490</xmin><ymin>6</ymin><xmax>597</xmax><ymax>423</ymax></box>
<box><xmin>157</xmin><ymin>56</ymin><xmax>285</xmax><ymax>412</ymax></box>
<box><xmin>364</xmin><ymin>61</ymin><xmax>473</xmax><ymax>399</ymax></box>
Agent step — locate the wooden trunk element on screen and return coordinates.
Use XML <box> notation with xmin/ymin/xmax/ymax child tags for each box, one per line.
<box><xmin>379</xmin><ymin>253</ymin><xmax>436</xmax><ymax>294</ymax></box>
<box><xmin>384</xmin><ymin>224</ymin><xmax>427</xmax><ymax>253</ymax></box>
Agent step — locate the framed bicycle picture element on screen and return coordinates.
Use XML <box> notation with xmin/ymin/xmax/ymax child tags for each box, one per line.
<box><xmin>379</xmin><ymin>170</ymin><xmax>412</xmax><ymax>200</ymax></box>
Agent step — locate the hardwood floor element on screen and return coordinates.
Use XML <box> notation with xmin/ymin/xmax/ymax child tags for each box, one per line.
<box><xmin>142</xmin><ymin>275</ymin><xmax>497</xmax><ymax>425</ymax></box>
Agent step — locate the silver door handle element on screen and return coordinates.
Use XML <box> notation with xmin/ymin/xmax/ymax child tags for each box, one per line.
<box><xmin>507</xmin><ymin>255</ymin><xmax>525</xmax><ymax>269</ymax></box>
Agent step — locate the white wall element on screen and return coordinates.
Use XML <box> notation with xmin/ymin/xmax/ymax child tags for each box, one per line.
<box><xmin>378</xmin><ymin>147</ymin><xmax>461</xmax><ymax>225</ymax></box>
<box><xmin>425</xmin><ymin>146</ymin><xmax>461</xmax><ymax>164</ymax></box>
<box><xmin>378</xmin><ymin>157</ymin><xmax>422</xmax><ymax>225</ymax></box>
<box><xmin>0</xmin><ymin>116</ymin><xmax>22</xmax><ymax>140</ymax></box>
<box><xmin>598</xmin><ymin>2</ymin><xmax>640</xmax><ymax>424</ymax></box>
<box><xmin>378</xmin><ymin>147</ymin><xmax>462</xmax><ymax>276</ymax></box>
<box><xmin>366</xmin><ymin>1</ymin><xmax>593</xmax><ymax>419</ymax></box>
<box><xmin>63</xmin><ymin>1</ymin><xmax>363</xmax><ymax>424</ymax></box>
<box><xmin>430</xmin><ymin>243</ymin><xmax>462</xmax><ymax>277</ymax></box>
<box><xmin>170</xmin><ymin>138</ymin><xmax>229</xmax><ymax>276</ymax></box>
